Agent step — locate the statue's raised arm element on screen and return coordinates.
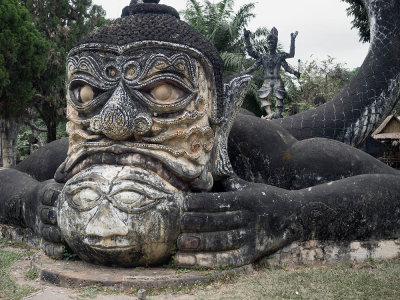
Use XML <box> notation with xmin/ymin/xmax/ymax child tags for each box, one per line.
<box><xmin>244</xmin><ymin>29</ymin><xmax>260</xmax><ymax>59</ymax></box>
<box><xmin>285</xmin><ymin>31</ymin><xmax>298</xmax><ymax>59</ymax></box>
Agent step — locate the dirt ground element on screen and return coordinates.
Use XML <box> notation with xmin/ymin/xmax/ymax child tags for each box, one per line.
<box><xmin>2</xmin><ymin>244</ymin><xmax>400</xmax><ymax>300</ymax></box>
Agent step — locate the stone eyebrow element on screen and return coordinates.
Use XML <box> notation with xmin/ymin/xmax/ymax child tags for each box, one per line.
<box><xmin>139</xmin><ymin>53</ymin><xmax>197</xmax><ymax>83</ymax></box>
<box><xmin>69</xmin><ymin>173</ymin><xmax>109</xmax><ymax>185</ymax></box>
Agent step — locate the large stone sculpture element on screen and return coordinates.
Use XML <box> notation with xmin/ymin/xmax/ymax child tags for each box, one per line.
<box><xmin>1</xmin><ymin>0</ymin><xmax>400</xmax><ymax>269</ymax></box>
<box><xmin>242</xmin><ymin>27</ymin><xmax>300</xmax><ymax>119</ymax></box>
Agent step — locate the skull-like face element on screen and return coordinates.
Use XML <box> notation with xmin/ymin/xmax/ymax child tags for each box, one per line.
<box><xmin>58</xmin><ymin>42</ymin><xmax>220</xmax><ymax>266</ymax></box>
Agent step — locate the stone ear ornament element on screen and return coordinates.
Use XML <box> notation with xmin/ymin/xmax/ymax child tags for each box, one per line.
<box><xmin>212</xmin><ymin>74</ymin><xmax>252</xmax><ymax>179</ymax></box>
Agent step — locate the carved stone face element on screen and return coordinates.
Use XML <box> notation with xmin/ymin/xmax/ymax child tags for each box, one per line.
<box><xmin>59</xmin><ymin>165</ymin><xmax>183</xmax><ymax>266</ymax></box>
<box><xmin>58</xmin><ymin>42</ymin><xmax>219</xmax><ymax>266</ymax></box>
<box><xmin>267</xmin><ymin>37</ymin><xmax>277</xmax><ymax>52</ymax></box>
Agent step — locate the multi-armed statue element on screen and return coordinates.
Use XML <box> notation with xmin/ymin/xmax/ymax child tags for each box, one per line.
<box><xmin>1</xmin><ymin>0</ymin><xmax>400</xmax><ymax>268</ymax></box>
<box><xmin>242</xmin><ymin>27</ymin><xmax>300</xmax><ymax>119</ymax></box>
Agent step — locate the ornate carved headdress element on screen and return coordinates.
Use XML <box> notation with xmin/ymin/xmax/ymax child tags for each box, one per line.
<box><xmin>267</xmin><ymin>27</ymin><xmax>279</xmax><ymax>42</ymax></box>
<box><xmin>77</xmin><ymin>0</ymin><xmax>225</xmax><ymax>118</ymax></box>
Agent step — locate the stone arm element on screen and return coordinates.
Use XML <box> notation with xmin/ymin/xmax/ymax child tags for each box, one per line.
<box><xmin>243</xmin><ymin>29</ymin><xmax>261</xmax><ymax>60</ymax></box>
<box><xmin>0</xmin><ymin>168</ymin><xmax>65</xmax><ymax>258</ymax></box>
<box><xmin>284</xmin><ymin>31</ymin><xmax>298</xmax><ymax>59</ymax></box>
<box><xmin>239</xmin><ymin>58</ymin><xmax>262</xmax><ymax>76</ymax></box>
<box><xmin>281</xmin><ymin>60</ymin><xmax>300</xmax><ymax>78</ymax></box>
<box><xmin>175</xmin><ymin>174</ymin><xmax>400</xmax><ymax>268</ymax></box>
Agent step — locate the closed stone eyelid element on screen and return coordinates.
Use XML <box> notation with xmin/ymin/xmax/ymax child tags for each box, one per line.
<box><xmin>112</xmin><ymin>176</ymin><xmax>173</xmax><ymax>194</ymax></box>
<box><xmin>109</xmin><ymin>187</ymin><xmax>165</xmax><ymax>200</ymax></box>
<box><xmin>64</xmin><ymin>183</ymin><xmax>104</xmax><ymax>196</ymax></box>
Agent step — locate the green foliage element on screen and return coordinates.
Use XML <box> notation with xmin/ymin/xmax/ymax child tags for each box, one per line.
<box><xmin>64</xmin><ymin>248</ymin><xmax>78</xmax><ymax>261</ymax></box>
<box><xmin>20</xmin><ymin>0</ymin><xmax>109</xmax><ymax>142</ymax></box>
<box><xmin>183</xmin><ymin>0</ymin><xmax>271</xmax><ymax>75</ymax></box>
<box><xmin>0</xmin><ymin>0</ymin><xmax>48</xmax><ymax>120</ymax></box>
<box><xmin>16</xmin><ymin>126</ymin><xmax>32</xmax><ymax>161</ymax></box>
<box><xmin>183</xmin><ymin>0</ymin><xmax>271</xmax><ymax>115</ymax></box>
<box><xmin>342</xmin><ymin>0</ymin><xmax>370</xmax><ymax>43</ymax></box>
<box><xmin>284</xmin><ymin>56</ymin><xmax>357</xmax><ymax>116</ymax></box>
<box><xmin>24</xmin><ymin>268</ymin><xmax>39</xmax><ymax>280</ymax></box>
<box><xmin>0</xmin><ymin>250</ymin><xmax>37</xmax><ymax>300</ymax></box>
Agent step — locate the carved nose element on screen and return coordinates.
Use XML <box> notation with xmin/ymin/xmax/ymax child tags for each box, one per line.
<box><xmin>85</xmin><ymin>201</ymin><xmax>128</xmax><ymax>238</ymax></box>
<box><xmin>89</xmin><ymin>84</ymin><xmax>152</xmax><ymax>140</ymax></box>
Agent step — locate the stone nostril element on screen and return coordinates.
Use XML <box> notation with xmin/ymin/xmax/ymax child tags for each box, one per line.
<box><xmin>133</xmin><ymin>113</ymin><xmax>153</xmax><ymax>135</ymax></box>
<box><xmin>90</xmin><ymin>116</ymin><xmax>103</xmax><ymax>134</ymax></box>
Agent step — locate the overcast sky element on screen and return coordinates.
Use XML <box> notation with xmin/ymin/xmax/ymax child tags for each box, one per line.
<box><xmin>92</xmin><ymin>0</ymin><xmax>370</xmax><ymax>69</ymax></box>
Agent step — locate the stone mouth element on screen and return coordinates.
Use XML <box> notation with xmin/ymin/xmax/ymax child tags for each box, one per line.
<box><xmin>66</xmin><ymin>152</ymin><xmax>190</xmax><ymax>191</ymax></box>
<box><xmin>88</xmin><ymin>245</ymin><xmax>134</xmax><ymax>251</ymax></box>
<box><xmin>83</xmin><ymin>236</ymin><xmax>133</xmax><ymax>250</ymax></box>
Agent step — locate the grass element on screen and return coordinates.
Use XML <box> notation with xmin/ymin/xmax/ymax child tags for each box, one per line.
<box><xmin>0</xmin><ymin>249</ymin><xmax>37</xmax><ymax>300</ymax></box>
<box><xmin>190</xmin><ymin>257</ymin><xmax>400</xmax><ymax>300</ymax></box>
<box><xmin>1</xmin><ymin>236</ymin><xmax>400</xmax><ymax>300</ymax></box>
<box><xmin>25</xmin><ymin>268</ymin><xmax>39</xmax><ymax>280</ymax></box>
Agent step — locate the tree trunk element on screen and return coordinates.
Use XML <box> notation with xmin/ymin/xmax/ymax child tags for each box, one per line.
<box><xmin>46</xmin><ymin>118</ymin><xmax>57</xmax><ymax>143</ymax></box>
<box><xmin>1</xmin><ymin>119</ymin><xmax>19</xmax><ymax>168</ymax></box>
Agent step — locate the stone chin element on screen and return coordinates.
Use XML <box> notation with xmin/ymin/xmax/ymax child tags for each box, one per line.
<box><xmin>58</xmin><ymin>165</ymin><xmax>184</xmax><ymax>267</ymax></box>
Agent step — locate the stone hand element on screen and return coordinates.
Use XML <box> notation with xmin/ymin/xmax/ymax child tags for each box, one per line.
<box><xmin>294</xmin><ymin>71</ymin><xmax>301</xmax><ymax>78</ymax></box>
<box><xmin>291</xmin><ymin>31</ymin><xmax>298</xmax><ymax>39</ymax></box>
<box><xmin>175</xmin><ymin>179</ymin><xmax>298</xmax><ymax>268</ymax></box>
<box><xmin>243</xmin><ymin>28</ymin><xmax>251</xmax><ymax>38</ymax></box>
<box><xmin>38</xmin><ymin>180</ymin><xmax>65</xmax><ymax>259</ymax></box>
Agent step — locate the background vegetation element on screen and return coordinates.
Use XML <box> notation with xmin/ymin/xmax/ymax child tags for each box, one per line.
<box><xmin>2</xmin><ymin>0</ymin><xmax>398</xmax><ymax>164</ymax></box>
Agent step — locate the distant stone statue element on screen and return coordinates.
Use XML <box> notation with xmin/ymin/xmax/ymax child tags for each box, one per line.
<box><xmin>242</xmin><ymin>27</ymin><xmax>300</xmax><ymax>119</ymax></box>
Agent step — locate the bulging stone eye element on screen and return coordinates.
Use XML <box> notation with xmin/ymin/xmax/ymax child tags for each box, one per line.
<box><xmin>80</xmin><ymin>85</ymin><xmax>94</xmax><ymax>104</ymax></box>
<box><xmin>112</xmin><ymin>190</ymin><xmax>158</xmax><ymax>212</ymax></box>
<box><xmin>71</xmin><ymin>188</ymin><xmax>101</xmax><ymax>210</ymax></box>
<box><xmin>149</xmin><ymin>83</ymin><xmax>186</xmax><ymax>104</ymax></box>
<box><xmin>72</xmin><ymin>83</ymin><xmax>99</xmax><ymax>105</ymax></box>
<box><xmin>113</xmin><ymin>191</ymin><xmax>144</xmax><ymax>204</ymax></box>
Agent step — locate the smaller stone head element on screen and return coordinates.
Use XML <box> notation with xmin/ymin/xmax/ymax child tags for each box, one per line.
<box><xmin>267</xmin><ymin>27</ymin><xmax>278</xmax><ymax>51</ymax></box>
<box><xmin>56</xmin><ymin>1</ymin><xmax>250</xmax><ymax>266</ymax></box>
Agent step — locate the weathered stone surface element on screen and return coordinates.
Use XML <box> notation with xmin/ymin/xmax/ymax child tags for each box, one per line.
<box><xmin>32</xmin><ymin>253</ymin><xmax>253</xmax><ymax>290</ymax></box>
<box><xmin>0</xmin><ymin>224</ymin><xmax>40</xmax><ymax>248</ymax></box>
<box><xmin>14</xmin><ymin>138</ymin><xmax>68</xmax><ymax>182</ymax></box>
<box><xmin>263</xmin><ymin>239</ymin><xmax>400</xmax><ymax>266</ymax></box>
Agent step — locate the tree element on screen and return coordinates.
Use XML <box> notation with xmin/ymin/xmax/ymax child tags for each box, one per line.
<box><xmin>0</xmin><ymin>0</ymin><xmax>48</xmax><ymax>167</ymax></box>
<box><xmin>284</xmin><ymin>57</ymin><xmax>357</xmax><ymax>115</ymax></box>
<box><xmin>342</xmin><ymin>0</ymin><xmax>369</xmax><ymax>43</ymax></box>
<box><xmin>21</xmin><ymin>0</ymin><xmax>108</xmax><ymax>142</ymax></box>
<box><xmin>183</xmin><ymin>0</ymin><xmax>271</xmax><ymax>115</ymax></box>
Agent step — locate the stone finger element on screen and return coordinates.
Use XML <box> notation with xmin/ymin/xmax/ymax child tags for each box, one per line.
<box><xmin>177</xmin><ymin>229</ymin><xmax>250</xmax><ymax>252</ymax></box>
<box><xmin>181</xmin><ymin>211</ymin><xmax>249</xmax><ymax>232</ymax></box>
<box><xmin>40</xmin><ymin>206</ymin><xmax>57</xmax><ymax>225</ymax></box>
<box><xmin>185</xmin><ymin>191</ymin><xmax>243</xmax><ymax>212</ymax></box>
<box><xmin>41</xmin><ymin>185</ymin><xmax>61</xmax><ymax>206</ymax></box>
<box><xmin>42</xmin><ymin>240</ymin><xmax>64</xmax><ymax>259</ymax></box>
<box><xmin>40</xmin><ymin>224</ymin><xmax>61</xmax><ymax>243</ymax></box>
<box><xmin>174</xmin><ymin>246</ymin><xmax>254</xmax><ymax>268</ymax></box>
